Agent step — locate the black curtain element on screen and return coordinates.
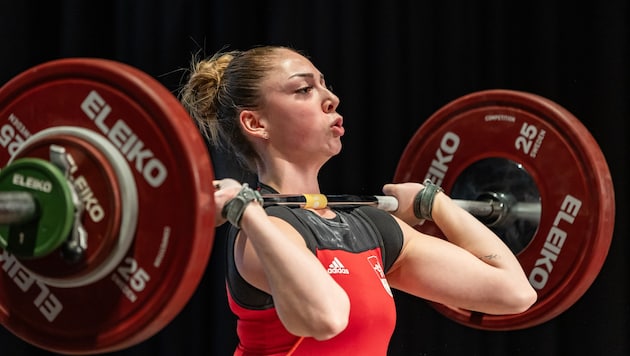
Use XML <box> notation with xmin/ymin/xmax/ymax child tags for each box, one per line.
<box><xmin>1</xmin><ymin>1</ymin><xmax>628</xmax><ymax>355</ymax></box>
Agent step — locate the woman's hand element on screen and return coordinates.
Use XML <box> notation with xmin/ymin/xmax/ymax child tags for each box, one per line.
<box><xmin>382</xmin><ymin>182</ymin><xmax>425</xmax><ymax>226</ymax></box>
<box><xmin>212</xmin><ymin>178</ymin><xmax>243</xmax><ymax>226</ymax></box>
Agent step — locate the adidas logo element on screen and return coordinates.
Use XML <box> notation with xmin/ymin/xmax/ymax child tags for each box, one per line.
<box><xmin>327</xmin><ymin>257</ymin><xmax>350</xmax><ymax>274</ymax></box>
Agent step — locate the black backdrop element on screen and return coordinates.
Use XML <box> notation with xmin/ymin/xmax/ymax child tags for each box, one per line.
<box><xmin>1</xmin><ymin>1</ymin><xmax>628</xmax><ymax>355</ymax></box>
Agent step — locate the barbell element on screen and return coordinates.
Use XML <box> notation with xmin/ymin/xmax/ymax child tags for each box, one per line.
<box><xmin>0</xmin><ymin>58</ymin><xmax>615</xmax><ymax>354</ymax></box>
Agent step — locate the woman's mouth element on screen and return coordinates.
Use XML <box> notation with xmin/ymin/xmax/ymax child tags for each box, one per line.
<box><xmin>331</xmin><ymin>117</ymin><xmax>345</xmax><ymax>136</ymax></box>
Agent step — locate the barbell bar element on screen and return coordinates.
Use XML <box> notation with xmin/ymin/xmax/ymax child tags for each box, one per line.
<box><xmin>0</xmin><ymin>58</ymin><xmax>615</xmax><ymax>354</ymax></box>
<box><xmin>260</xmin><ymin>193</ymin><xmax>541</xmax><ymax>225</ymax></box>
<box><xmin>0</xmin><ymin>188</ymin><xmax>542</xmax><ymax>233</ymax></box>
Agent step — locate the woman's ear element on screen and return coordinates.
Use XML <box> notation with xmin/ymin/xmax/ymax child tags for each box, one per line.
<box><xmin>240</xmin><ymin>110</ymin><xmax>268</xmax><ymax>140</ymax></box>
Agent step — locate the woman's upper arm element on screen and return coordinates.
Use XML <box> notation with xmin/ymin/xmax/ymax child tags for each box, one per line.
<box><xmin>234</xmin><ymin>216</ymin><xmax>309</xmax><ymax>294</ymax></box>
<box><xmin>386</xmin><ymin>217</ymin><xmax>531</xmax><ymax>314</ymax></box>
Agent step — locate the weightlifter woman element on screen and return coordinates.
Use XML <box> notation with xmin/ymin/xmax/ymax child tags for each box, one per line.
<box><xmin>179</xmin><ymin>45</ymin><xmax>537</xmax><ymax>355</ymax></box>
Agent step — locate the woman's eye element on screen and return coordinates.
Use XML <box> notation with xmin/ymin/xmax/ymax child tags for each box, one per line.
<box><xmin>296</xmin><ymin>86</ymin><xmax>313</xmax><ymax>94</ymax></box>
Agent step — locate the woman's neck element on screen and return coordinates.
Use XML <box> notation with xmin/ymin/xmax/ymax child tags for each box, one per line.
<box><xmin>257</xmin><ymin>159</ymin><xmax>322</xmax><ymax>195</ymax></box>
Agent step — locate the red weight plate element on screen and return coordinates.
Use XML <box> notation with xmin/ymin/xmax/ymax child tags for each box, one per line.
<box><xmin>393</xmin><ymin>89</ymin><xmax>615</xmax><ymax>330</ymax></box>
<box><xmin>0</xmin><ymin>59</ymin><xmax>215</xmax><ymax>353</ymax></box>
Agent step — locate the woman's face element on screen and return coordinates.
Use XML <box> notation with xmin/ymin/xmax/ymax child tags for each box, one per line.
<box><xmin>257</xmin><ymin>49</ymin><xmax>344</xmax><ymax>164</ymax></box>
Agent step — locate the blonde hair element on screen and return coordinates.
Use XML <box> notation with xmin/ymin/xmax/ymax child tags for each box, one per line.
<box><xmin>179</xmin><ymin>45</ymin><xmax>296</xmax><ymax>172</ymax></box>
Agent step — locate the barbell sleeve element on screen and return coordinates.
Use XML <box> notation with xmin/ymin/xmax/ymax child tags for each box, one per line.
<box><xmin>452</xmin><ymin>199</ymin><xmax>541</xmax><ymax>225</ymax></box>
<box><xmin>0</xmin><ymin>191</ymin><xmax>38</xmax><ymax>224</ymax></box>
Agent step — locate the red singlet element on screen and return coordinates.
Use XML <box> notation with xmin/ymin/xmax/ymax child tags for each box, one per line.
<box><xmin>226</xmin><ymin>201</ymin><xmax>404</xmax><ymax>355</ymax></box>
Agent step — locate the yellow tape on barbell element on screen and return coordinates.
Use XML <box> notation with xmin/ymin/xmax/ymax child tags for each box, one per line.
<box><xmin>302</xmin><ymin>194</ymin><xmax>328</xmax><ymax>209</ymax></box>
